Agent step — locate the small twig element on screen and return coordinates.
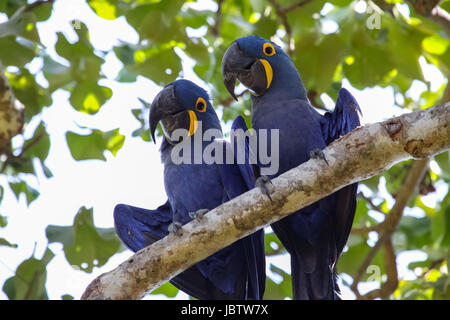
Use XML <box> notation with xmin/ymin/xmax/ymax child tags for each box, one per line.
<box><xmin>307</xmin><ymin>90</ymin><xmax>330</xmax><ymax>112</ymax></box>
<box><xmin>359</xmin><ymin>239</ymin><xmax>398</xmax><ymax>300</ymax></box>
<box><xmin>210</xmin><ymin>0</ymin><xmax>223</xmax><ymax>37</ymax></box>
<box><xmin>17</xmin><ymin>131</ymin><xmax>45</xmax><ymax>158</ymax></box>
<box><xmin>351</xmin><ymin>159</ymin><xmax>429</xmax><ymax>299</ymax></box>
<box><xmin>407</xmin><ymin>0</ymin><xmax>450</xmax><ymax>38</ymax></box>
<box><xmin>218</xmin><ymin>91</ymin><xmax>247</xmax><ymax>107</ymax></box>
<box><xmin>350</xmin><ymin>225</ymin><xmax>379</xmax><ymax>235</ymax></box>
<box><xmin>419</xmin><ymin>258</ymin><xmax>445</xmax><ymax>279</ymax></box>
<box><xmin>358</xmin><ymin>192</ymin><xmax>386</xmax><ymax>215</ymax></box>
<box><xmin>25</xmin><ymin>0</ymin><xmax>55</xmax><ymax>12</ymax></box>
<box><xmin>280</xmin><ymin>0</ymin><xmax>313</xmax><ymax>14</ymax></box>
<box><xmin>268</xmin><ymin>0</ymin><xmax>294</xmax><ymax>57</ymax></box>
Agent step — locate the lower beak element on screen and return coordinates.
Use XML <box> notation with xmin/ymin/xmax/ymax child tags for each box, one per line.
<box><xmin>149</xmin><ymin>85</ymin><xmax>198</xmax><ymax>144</ymax></box>
<box><xmin>222</xmin><ymin>42</ymin><xmax>273</xmax><ymax>100</ymax></box>
<box><xmin>160</xmin><ymin>110</ymin><xmax>198</xmax><ymax>144</ymax></box>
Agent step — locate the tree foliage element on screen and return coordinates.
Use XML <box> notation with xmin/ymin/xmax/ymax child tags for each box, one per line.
<box><xmin>0</xmin><ymin>0</ymin><xmax>449</xmax><ymax>300</ymax></box>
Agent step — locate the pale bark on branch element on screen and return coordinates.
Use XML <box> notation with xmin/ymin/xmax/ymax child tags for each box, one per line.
<box><xmin>0</xmin><ymin>64</ymin><xmax>24</xmax><ymax>153</ymax></box>
<box><xmin>81</xmin><ymin>103</ymin><xmax>450</xmax><ymax>300</ymax></box>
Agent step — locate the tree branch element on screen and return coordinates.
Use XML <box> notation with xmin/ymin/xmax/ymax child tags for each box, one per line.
<box><xmin>351</xmin><ymin>76</ymin><xmax>450</xmax><ymax>300</ymax></box>
<box><xmin>210</xmin><ymin>0</ymin><xmax>223</xmax><ymax>37</ymax></box>
<box><xmin>407</xmin><ymin>0</ymin><xmax>450</xmax><ymax>38</ymax></box>
<box><xmin>358</xmin><ymin>191</ymin><xmax>386</xmax><ymax>215</ymax></box>
<box><xmin>81</xmin><ymin>102</ymin><xmax>450</xmax><ymax>300</ymax></box>
<box><xmin>350</xmin><ymin>158</ymin><xmax>428</xmax><ymax>298</ymax></box>
<box><xmin>280</xmin><ymin>0</ymin><xmax>313</xmax><ymax>14</ymax></box>
<box><xmin>0</xmin><ymin>63</ymin><xmax>24</xmax><ymax>154</ymax></box>
<box><xmin>268</xmin><ymin>0</ymin><xmax>294</xmax><ymax>56</ymax></box>
<box><xmin>359</xmin><ymin>239</ymin><xmax>399</xmax><ymax>300</ymax></box>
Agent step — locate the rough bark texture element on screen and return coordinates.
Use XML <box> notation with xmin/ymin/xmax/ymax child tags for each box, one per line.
<box><xmin>0</xmin><ymin>64</ymin><xmax>24</xmax><ymax>153</ymax></box>
<box><xmin>81</xmin><ymin>103</ymin><xmax>450</xmax><ymax>300</ymax></box>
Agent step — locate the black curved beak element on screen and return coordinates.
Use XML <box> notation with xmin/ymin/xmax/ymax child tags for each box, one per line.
<box><xmin>222</xmin><ymin>41</ymin><xmax>270</xmax><ymax>100</ymax></box>
<box><xmin>149</xmin><ymin>84</ymin><xmax>191</xmax><ymax>144</ymax></box>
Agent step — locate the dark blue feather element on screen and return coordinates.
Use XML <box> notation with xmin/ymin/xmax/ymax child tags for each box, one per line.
<box><xmin>113</xmin><ymin>81</ymin><xmax>265</xmax><ymax>300</ymax></box>
<box><xmin>321</xmin><ymin>88</ymin><xmax>362</xmax><ymax>145</ymax></box>
<box><xmin>231</xmin><ymin>36</ymin><xmax>361</xmax><ymax>300</ymax></box>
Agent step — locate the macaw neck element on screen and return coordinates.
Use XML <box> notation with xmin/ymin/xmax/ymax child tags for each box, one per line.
<box><xmin>160</xmin><ymin>120</ymin><xmax>223</xmax><ymax>165</ymax></box>
<box><xmin>251</xmin><ymin>56</ymin><xmax>307</xmax><ymax>109</ymax></box>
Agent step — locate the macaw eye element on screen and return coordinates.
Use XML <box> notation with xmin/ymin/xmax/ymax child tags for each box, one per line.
<box><xmin>195</xmin><ymin>97</ymin><xmax>207</xmax><ymax>112</ymax></box>
<box><xmin>263</xmin><ymin>43</ymin><xmax>276</xmax><ymax>56</ymax></box>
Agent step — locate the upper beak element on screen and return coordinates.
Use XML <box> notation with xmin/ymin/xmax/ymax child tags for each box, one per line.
<box><xmin>149</xmin><ymin>85</ymin><xmax>198</xmax><ymax>144</ymax></box>
<box><xmin>222</xmin><ymin>41</ymin><xmax>272</xmax><ymax>100</ymax></box>
<box><xmin>149</xmin><ymin>85</ymin><xmax>180</xmax><ymax>143</ymax></box>
<box><xmin>221</xmin><ymin>42</ymin><xmax>256</xmax><ymax>101</ymax></box>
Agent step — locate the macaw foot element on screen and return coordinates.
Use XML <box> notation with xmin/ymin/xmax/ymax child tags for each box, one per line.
<box><xmin>189</xmin><ymin>209</ymin><xmax>209</xmax><ymax>220</ymax></box>
<box><xmin>310</xmin><ymin>148</ymin><xmax>329</xmax><ymax>165</ymax></box>
<box><xmin>168</xmin><ymin>221</ymin><xmax>183</xmax><ymax>236</ymax></box>
<box><xmin>256</xmin><ymin>175</ymin><xmax>274</xmax><ymax>201</ymax></box>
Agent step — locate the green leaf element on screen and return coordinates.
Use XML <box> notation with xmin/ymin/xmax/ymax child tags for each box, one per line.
<box><xmin>69</xmin><ymin>82</ymin><xmax>113</xmax><ymax>115</ymax></box>
<box><xmin>0</xmin><ymin>37</ymin><xmax>35</xmax><ymax>67</ymax></box>
<box><xmin>398</xmin><ymin>216</ymin><xmax>432</xmax><ymax>249</ymax></box>
<box><xmin>125</xmin><ymin>1</ymin><xmax>185</xmax><ymax>43</ymax></box>
<box><xmin>343</xmin><ymin>29</ymin><xmax>395</xmax><ymax>88</ymax></box>
<box><xmin>2</xmin><ymin>248</ymin><xmax>54</xmax><ymax>300</ymax></box>
<box><xmin>0</xmin><ymin>185</ymin><xmax>4</xmax><ymax>204</ymax></box>
<box><xmin>131</xmin><ymin>46</ymin><xmax>182</xmax><ymax>86</ymax></box>
<box><xmin>6</xmin><ymin>68</ymin><xmax>52</xmax><ymax>120</ymax></box>
<box><xmin>9</xmin><ymin>180</ymin><xmax>39</xmax><ymax>206</ymax></box>
<box><xmin>263</xmin><ymin>264</ymin><xmax>292</xmax><ymax>299</ymax></box>
<box><xmin>423</xmin><ymin>34</ymin><xmax>449</xmax><ymax>55</ymax></box>
<box><xmin>21</xmin><ymin>122</ymin><xmax>50</xmax><ymax>162</ymax></box>
<box><xmin>439</xmin><ymin>194</ymin><xmax>450</xmax><ymax>247</ymax></box>
<box><xmin>0</xmin><ymin>5</ymin><xmax>41</xmax><ymax>43</ymax></box>
<box><xmin>265</xmin><ymin>232</ymin><xmax>286</xmax><ymax>256</ymax></box>
<box><xmin>338</xmin><ymin>240</ymin><xmax>385</xmax><ymax>280</ymax></box>
<box><xmin>31</xmin><ymin>1</ymin><xmax>53</xmax><ymax>21</ymax></box>
<box><xmin>46</xmin><ymin>207</ymin><xmax>122</xmax><ymax>273</ymax></box>
<box><xmin>42</xmin><ymin>54</ymin><xmax>73</xmax><ymax>92</ymax></box>
<box><xmin>384</xmin><ymin>16</ymin><xmax>425</xmax><ymax>81</ymax></box>
<box><xmin>435</xmin><ymin>152</ymin><xmax>450</xmax><ymax>181</ymax></box>
<box><xmin>150</xmin><ymin>282</ymin><xmax>179</xmax><ymax>297</ymax></box>
<box><xmin>0</xmin><ymin>237</ymin><xmax>17</xmax><ymax>248</ymax></box>
<box><xmin>0</xmin><ymin>214</ymin><xmax>7</xmax><ymax>228</ymax></box>
<box><xmin>66</xmin><ymin>128</ymin><xmax>125</xmax><ymax>161</ymax></box>
<box><xmin>87</xmin><ymin>0</ymin><xmax>117</xmax><ymax>20</ymax></box>
<box><xmin>253</xmin><ymin>16</ymin><xmax>278</xmax><ymax>40</ymax></box>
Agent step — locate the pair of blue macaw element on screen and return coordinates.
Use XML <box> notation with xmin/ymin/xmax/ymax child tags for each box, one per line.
<box><xmin>114</xmin><ymin>35</ymin><xmax>362</xmax><ymax>300</ymax></box>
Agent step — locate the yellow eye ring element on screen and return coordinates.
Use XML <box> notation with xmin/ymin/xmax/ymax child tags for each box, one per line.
<box><xmin>195</xmin><ymin>97</ymin><xmax>207</xmax><ymax>112</ymax></box>
<box><xmin>263</xmin><ymin>42</ymin><xmax>276</xmax><ymax>56</ymax></box>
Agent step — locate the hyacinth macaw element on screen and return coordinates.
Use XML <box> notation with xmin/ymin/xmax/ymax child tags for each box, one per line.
<box><xmin>114</xmin><ymin>79</ymin><xmax>265</xmax><ymax>299</ymax></box>
<box><xmin>221</xmin><ymin>35</ymin><xmax>362</xmax><ymax>299</ymax></box>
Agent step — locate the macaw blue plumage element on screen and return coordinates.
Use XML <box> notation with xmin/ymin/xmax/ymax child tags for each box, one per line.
<box><xmin>114</xmin><ymin>79</ymin><xmax>265</xmax><ymax>300</ymax></box>
<box><xmin>222</xmin><ymin>35</ymin><xmax>362</xmax><ymax>300</ymax></box>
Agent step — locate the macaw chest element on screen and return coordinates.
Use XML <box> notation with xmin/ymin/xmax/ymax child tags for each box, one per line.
<box><xmin>163</xmin><ymin>163</ymin><xmax>224</xmax><ymax>218</ymax></box>
<box><xmin>253</xmin><ymin>100</ymin><xmax>326</xmax><ymax>176</ymax></box>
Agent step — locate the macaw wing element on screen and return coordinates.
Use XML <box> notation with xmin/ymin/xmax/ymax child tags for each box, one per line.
<box><xmin>211</xmin><ymin>115</ymin><xmax>266</xmax><ymax>299</ymax></box>
<box><xmin>320</xmin><ymin>88</ymin><xmax>361</xmax><ymax>257</ymax></box>
<box><xmin>114</xmin><ymin>202</ymin><xmax>248</xmax><ymax>299</ymax></box>
<box><xmin>320</xmin><ymin>88</ymin><xmax>362</xmax><ymax>145</ymax></box>
<box><xmin>114</xmin><ymin>202</ymin><xmax>172</xmax><ymax>252</ymax></box>
<box><xmin>230</xmin><ymin>115</ymin><xmax>258</xmax><ymax>188</ymax></box>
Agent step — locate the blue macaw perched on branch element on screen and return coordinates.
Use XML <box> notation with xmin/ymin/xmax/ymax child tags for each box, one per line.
<box><xmin>222</xmin><ymin>35</ymin><xmax>362</xmax><ymax>300</ymax></box>
<box><xmin>114</xmin><ymin>79</ymin><xmax>265</xmax><ymax>300</ymax></box>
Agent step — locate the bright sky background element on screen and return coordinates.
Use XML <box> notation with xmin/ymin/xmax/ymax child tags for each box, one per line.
<box><xmin>0</xmin><ymin>0</ymin><xmax>447</xmax><ymax>300</ymax></box>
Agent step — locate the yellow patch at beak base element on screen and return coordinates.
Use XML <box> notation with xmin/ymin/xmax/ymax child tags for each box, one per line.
<box><xmin>187</xmin><ymin>110</ymin><xmax>198</xmax><ymax>136</ymax></box>
<box><xmin>258</xmin><ymin>59</ymin><xmax>273</xmax><ymax>89</ymax></box>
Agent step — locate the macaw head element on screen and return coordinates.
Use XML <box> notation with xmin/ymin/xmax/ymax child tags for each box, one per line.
<box><xmin>222</xmin><ymin>35</ymin><xmax>306</xmax><ymax>102</ymax></box>
<box><xmin>149</xmin><ymin>79</ymin><xmax>221</xmax><ymax>144</ymax></box>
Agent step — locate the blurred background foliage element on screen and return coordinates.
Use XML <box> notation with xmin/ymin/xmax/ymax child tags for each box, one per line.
<box><xmin>0</xmin><ymin>0</ymin><xmax>449</xmax><ymax>300</ymax></box>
